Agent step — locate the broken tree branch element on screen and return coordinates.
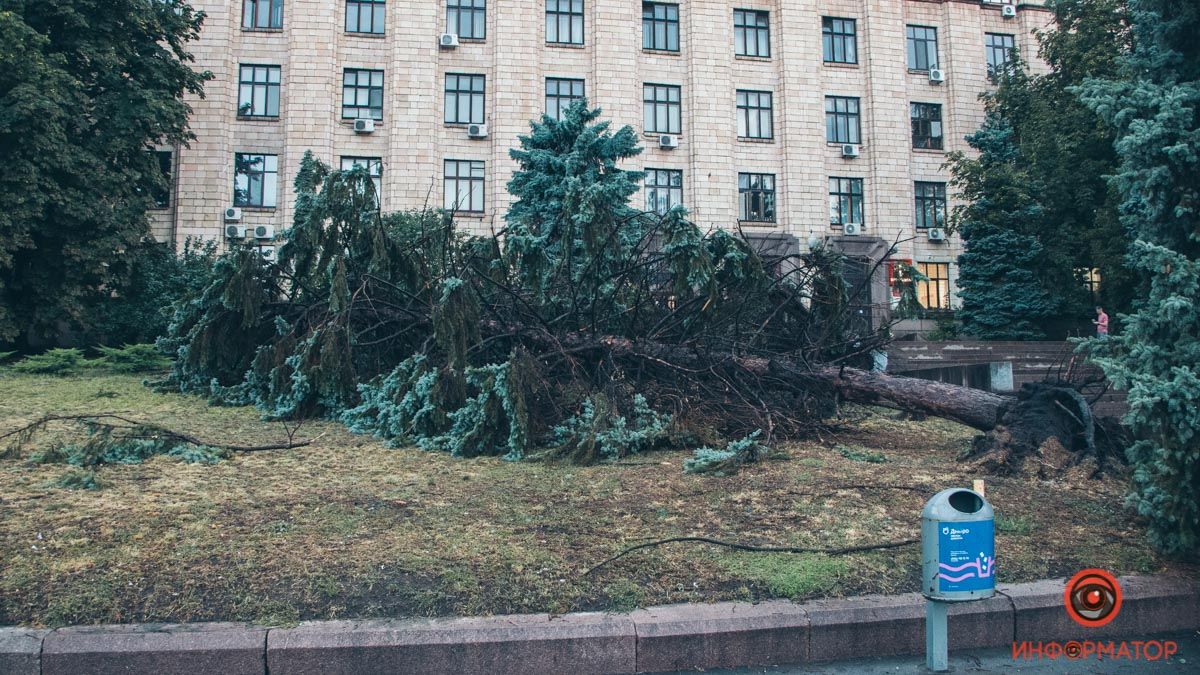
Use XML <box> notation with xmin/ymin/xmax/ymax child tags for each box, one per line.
<box><xmin>0</xmin><ymin>413</ymin><xmax>321</xmax><ymax>453</ymax></box>
<box><xmin>584</xmin><ymin>535</ymin><xmax>919</xmax><ymax>576</ymax></box>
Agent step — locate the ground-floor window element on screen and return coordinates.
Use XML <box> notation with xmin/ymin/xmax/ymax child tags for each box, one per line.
<box><xmin>444</xmin><ymin>159</ymin><xmax>484</xmax><ymax>212</ymax></box>
<box><xmin>916</xmin><ymin>261</ymin><xmax>951</xmax><ymax>310</ymax></box>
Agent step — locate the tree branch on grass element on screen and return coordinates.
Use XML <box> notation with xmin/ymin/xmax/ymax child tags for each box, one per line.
<box><xmin>584</xmin><ymin>535</ymin><xmax>919</xmax><ymax>577</ymax></box>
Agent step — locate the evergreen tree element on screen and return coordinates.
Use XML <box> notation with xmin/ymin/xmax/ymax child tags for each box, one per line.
<box><xmin>0</xmin><ymin>1</ymin><xmax>209</xmax><ymax>346</ymax></box>
<box><xmin>948</xmin><ymin>0</ymin><xmax>1132</xmax><ymax>337</ymax></box>
<box><xmin>1078</xmin><ymin>0</ymin><xmax>1200</xmax><ymax>554</ymax></box>
<box><xmin>948</xmin><ymin>116</ymin><xmax>1058</xmax><ymax>340</ymax></box>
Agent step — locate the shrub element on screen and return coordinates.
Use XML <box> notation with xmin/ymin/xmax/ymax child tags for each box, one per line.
<box><xmin>95</xmin><ymin>344</ymin><xmax>171</xmax><ymax>373</ymax></box>
<box><xmin>10</xmin><ymin>348</ymin><xmax>87</xmax><ymax>375</ymax></box>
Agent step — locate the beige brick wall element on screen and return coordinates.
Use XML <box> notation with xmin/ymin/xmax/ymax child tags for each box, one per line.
<box><xmin>170</xmin><ymin>0</ymin><xmax>1051</xmax><ymax>301</ymax></box>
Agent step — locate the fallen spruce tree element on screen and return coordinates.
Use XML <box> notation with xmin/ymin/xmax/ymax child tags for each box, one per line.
<box><xmin>156</xmin><ymin>104</ymin><xmax>1120</xmax><ymax>474</ymax></box>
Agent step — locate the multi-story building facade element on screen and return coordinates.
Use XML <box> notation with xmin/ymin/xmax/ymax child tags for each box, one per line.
<box><xmin>152</xmin><ymin>0</ymin><xmax>1050</xmax><ymax>321</ymax></box>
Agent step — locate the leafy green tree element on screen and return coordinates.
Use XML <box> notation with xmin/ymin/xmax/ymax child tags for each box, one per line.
<box><xmin>0</xmin><ymin>1</ymin><xmax>209</xmax><ymax>346</ymax></box>
<box><xmin>948</xmin><ymin>116</ymin><xmax>1058</xmax><ymax>340</ymax></box>
<box><xmin>948</xmin><ymin>0</ymin><xmax>1132</xmax><ymax>337</ymax></box>
<box><xmin>1078</xmin><ymin>0</ymin><xmax>1200</xmax><ymax>554</ymax></box>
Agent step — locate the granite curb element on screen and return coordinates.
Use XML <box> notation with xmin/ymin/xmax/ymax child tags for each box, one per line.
<box><xmin>1</xmin><ymin>575</ymin><xmax>1195</xmax><ymax>674</ymax></box>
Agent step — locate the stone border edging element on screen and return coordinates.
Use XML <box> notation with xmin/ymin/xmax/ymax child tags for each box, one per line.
<box><xmin>1</xmin><ymin>575</ymin><xmax>1196</xmax><ymax>674</ymax></box>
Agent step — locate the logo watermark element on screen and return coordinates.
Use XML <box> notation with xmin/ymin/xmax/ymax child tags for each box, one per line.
<box><xmin>1011</xmin><ymin>569</ymin><xmax>1181</xmax><ymax>663</ymax></box>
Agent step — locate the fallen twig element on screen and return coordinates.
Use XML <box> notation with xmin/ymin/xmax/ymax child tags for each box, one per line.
<box><xmin>0</xmin><ymin>413</ymin><xmax>322</xmax><ymax>453</ymax></box>
<box><xmin>584</xmin><ymin>535</ymin><xmax>919</xmax><ymax>576</ymax></box>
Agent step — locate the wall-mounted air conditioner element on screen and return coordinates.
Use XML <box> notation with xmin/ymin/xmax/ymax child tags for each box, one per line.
<box><xmin>928</xmin><ymin>227</ymin><xmax>947</xmax><ymax>241</ymax></box>
<box><xmin>224</xmin><ymin>207</ymin><xmax>242</xmax><ymax>223</ymax></box>
<box><xmin>843</xmin><ymin>222</ymin><xmax>862</xmax><ymax>236</ymax></box>
<box><xmin>254</xmin><ymin>225</ymin><xmax>275</xmax><ymax>240</ymax></box>
<box><xmin>354</xmin><ymin>118</ymin><xmax>376</xmax><ymax>134</ymax></box>
<box><xmin>467</xmin><ymin>123</ymin><xmax>488</xmax><ymax>138</ymax></box>
<box><xmin>929</xmin><ymin>68</ymin><xmax>946</xmax><ymax>84</ymax></box>
<box><xmin>842</xmin><ymin>144</ymin><xmax>860</xmax><ymax>158</ymax></box>
<box><xmin>659</xmin><ymin>134</ymin><xmax>678</xmax><ymax>149</ymax></box>
<box><xmin>439</xmin><ymin>33</ymin><xmax>459</xmax><ymax>48</ymax></box>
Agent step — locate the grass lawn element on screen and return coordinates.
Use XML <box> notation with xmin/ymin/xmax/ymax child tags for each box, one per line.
<box><xmin>0</xmin><ymin>371</ymin><xmax>1179</xmax><ymax>628</ymax></box>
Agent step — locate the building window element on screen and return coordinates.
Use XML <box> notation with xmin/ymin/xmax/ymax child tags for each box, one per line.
<box><xmin>828</xmin><ymin>177</ymin><xmax>864</xmax><ymax>226</ymax></box>
<box><xmin>734</xmin><ymin>10</ymin><xmax>770</xmax><ymax>58</ymax></box>
<box><xmin>340</xmin><ymin>157</ymin><xmax>383</xmax><ymax>203</ymax></box>
<box><xmin>645</xmin><ymin>168</ymin><xmax>683</xmax><ymax>214</ymax></box>
<box><xmin>444</xmin><ymin>159</ymin><xmax>485</xmax><ymax>213</ymax></box>
<box><xmin>346</xmin><ymin>0</ymin><xmax>385</xmax><ymax>34</ymax></box>
<box><xmin>643</xmin><ymin>83</ymin><xmax>681</xmax><ymax>134</ymax></box>
<box><xmin>736</xmin><ymin>90</ymin><xmax>773</xmax><ymax>140</ymax></box>
<box><xmin>546</xmin><ymin>0</ymin><xmax>584</xmax><ymax>45</ymax></box>
<box><xmin>448</xmin><ymin>0</ymin><xmax>485</xmax><ymax>39</ymax></box>
<box><xmin>642</xmin><ymin>2</ymin><xmax>679</xmax><ymax>52</ymax></box>
<box><xmin>445</xmin><ymin>73</ymin><xmax>485</xmax><ymax>124</ymax></box>
<box><xmin>238</xmin><ymin>65</ymin><xmax>281</xmax><ymax>118</ymax></box>
<box><xmin>986</xmin><ymin>33</ymin><xmax>1015</xmax><ymax>78</ymax></box>
<box><xmin>916</xmin><ymin>262</ymin><xmax>951</xmax><ymax>310</ymax></box>
<box><xmin>546</xmin><ymin>77</ymin><xmax>585</xmax><ymax>120</ymax></box>
<box><xmin>342</xmin><ymin>69</ymin><xmax>384</xmax><ymax>120</ymax></box>
<box><xmin>243</xmin><ymin>0</ymin><xmax>283</xmax><ymax>29</ymax></box>
<box><xmin>152</xmin><ymin>151</ymin><xmax>172</xmax><ymax>209</ymax></box>
<box><xmin>914</xmin><ymin>181</ymin><xmax>947</xmax><ymax>229</ymax></box>
<box><xmin>738</xmin><ymin>172</ymin><xmax>775</xmax><ymax>222</ymax></box>
<box><xmin>822</xmin><ymin>17</ymin><xmax>857</xmax><ymax>64</ymax></box>
<box><xmin>234</xmin><ymin>153</ymin><xmax>278</xmax><ymax>208</ymax></box>
<box><xmin>906</xmin><ymin>25</ymin><xmax>938</xmax><ymax>71</ymax></box>
<box><xmin>825</xmin><ymin>96</ymin><xmax>860</xmax><ymax>144</ymax></box>
<box><xmin>1078</xmin><ymin>267</ymin><xmax>1102</xmax><ymax>299</ymax></box>
<box><xmin>910</xmin><ymin>103</ymin><xmax>943</xmax><ymax>150</ymax></box>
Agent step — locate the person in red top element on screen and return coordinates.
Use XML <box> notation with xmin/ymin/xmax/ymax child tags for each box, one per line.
<box><xmin>1093</xmin><ymin>306</ymin><xmax>1109</xmax><ymax>338</ymax></box>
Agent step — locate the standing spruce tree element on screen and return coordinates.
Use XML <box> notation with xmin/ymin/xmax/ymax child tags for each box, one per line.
<box><xmin>948</xmin><ymin>0</ymin><xmax>1132</xmax><ymax>338</ymax></box>
<box><xmin>0</xmin><ymin>1</ymin><xmax>209</xmax><ymax>346</ymax></box>
<box><xmin>947</xmin><ymin>116</ymin><xmax>1058</xmax><ymax>340</ymax></box>
<box><xmin>1078</xmin><ymin>0</ymin><xmax>1200</xmax><ymax>554</ymax></box>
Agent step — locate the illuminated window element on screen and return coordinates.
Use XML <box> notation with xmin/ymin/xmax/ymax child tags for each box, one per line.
<box><xmin>916</xmin><ymin>262</ymin><xmax>951</xmax><ymax>310</ymax></box>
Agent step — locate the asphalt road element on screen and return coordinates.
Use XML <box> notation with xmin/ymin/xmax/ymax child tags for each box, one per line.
<box><xmin>667</xmin><ymin>631</ymin><xmax>1200</xmax><ymax>674</ymax></box>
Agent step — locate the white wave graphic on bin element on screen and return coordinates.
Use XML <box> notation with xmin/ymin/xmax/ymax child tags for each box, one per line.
<box><xmin>938</xmin><ymin>555</ymin><xmax>995</xmax><ymax>583</ymax></box>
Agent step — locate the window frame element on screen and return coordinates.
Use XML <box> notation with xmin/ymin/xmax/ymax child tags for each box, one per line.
<box><xmin>645</xmin><ymin>168</ymin><xmax>683</xmax><ymax>214</ymax></box>
<box><xmin>905</xmin><ymin>25</ymin><xmax>938</xmax><ymax>71</ymax></box>
<box><xmin>444</xmin><ymin>73</ymin><xmax>486</xmax><ymax>125</ymax></box>
<box><xmin>736</xmin><ymin>89</ymin><xmax>773</xmax><ymax>140</ymax></box>
<box><xmin>642</xmin><ymin>2</ymin><xmax>679</xmax><ymax>52</ymax></box>
<box><xmin>914</xmin><ymin>181</ymin><xmax>948</xmax><ymax>230</ymax></box>
<box><xmin>237</xmin><ymin>64</ymin><xmax>282</xmax><ymax>118</ymax></box>
<box><xmin>733</xmin><ymin>9</ymin><xmax>770</xmax><ymax>58</ymax></box>
<box><xmin>243</xmin><ymin>0</ymin><xmax>284</xmax><ymax>30</ymax></box>
<box><xmin>151</xmin><ymin>150</ymin><xmax>173</xmax><ymax>209</ymax></box>
<box><xmin>828</xmin><ymin>176</ymin><xmax>864</xmax><ymax>226</ymax></box>
<box><xmin>910</xmin><ymin>102</ymin><xmax>944</xmax><ymax>150</ymax></box>
<box><xmin>341</xmin><ymin>68</ymin><xmax>385</xmax><ymax>120</ymax></box>
<box><xmin>447</xmin><ymin>0</ymin><xmax>486</xmax><ymax>39</ymax></box>
<box><xmin>916</xmin><ymin>261</ymin><xmax>951</xmax><ymax>310</ymax></box>
<box><xmin>738</xmin><ymin>172</ymin><xmax>776</xmax><ymax>223</ymax></box>
<box><xmin>643</xmin><ymin>83</ymin><xmax>682</xmax><ymax>134</ymax></box>
<box><xmin>546</xmin><ymin>0</ymin><xmax>584</xmax><ymax>45</ymax></box>
<box><xmin>822</xmin><ymin>17</ymin><xmax>857</xmax><ymax>64</ymax></box>
<box><xmin>346</xmin><ymin>0</ymin><xmax>386</xmax><ymax>34</ymax></box>
<box><xmin>233</xmin><ymin>153</ymin><xmax>279</xmax><ymax>208</ymax></box>
<box><xmin>985</xmin><ymin>32</ymin><xmax>1016</xmax><ymax>79</ymax></box>
<box><xmin>545</xmin><ymin>77</ymin><xmax>585</xmax><ymax>121</ymax></box>
<box><xmin>825</xmin><ymin>96</ymin><xmax>861</xmax><ymax>144</ymax></box>
<box><xmin>340</xmin><ymin>156</ymin><xmax>383</xmax><ymax>204</ymax></box>
<box><xmin>443</xmin><ymin>159</ymin><xmax>486</xmax><ymax>213</ymax></box>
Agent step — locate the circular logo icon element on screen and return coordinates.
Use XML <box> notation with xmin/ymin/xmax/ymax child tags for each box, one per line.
<box><xmin>1064</xmin><ymin>569</ymin><xmax>1122</xmax><ymax>628</ymax></box>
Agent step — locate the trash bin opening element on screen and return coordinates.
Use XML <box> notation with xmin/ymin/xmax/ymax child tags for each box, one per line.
<box><xmin>947</xmin><ymin>489</ymin><xmax>983</xmax><ymax>514</ymax></box>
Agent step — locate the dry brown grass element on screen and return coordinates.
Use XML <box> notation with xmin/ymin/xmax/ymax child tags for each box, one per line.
<box><xmin>0</xmin><ymin>371</ymin><xmax>1174</xmax><ymax>627</ymax></box>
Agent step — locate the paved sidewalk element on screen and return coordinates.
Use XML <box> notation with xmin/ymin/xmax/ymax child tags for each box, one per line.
<box><xmin>671</xmin><ymin>631</ymin><xmax>1200</xmax><ymax>674</ymax></box>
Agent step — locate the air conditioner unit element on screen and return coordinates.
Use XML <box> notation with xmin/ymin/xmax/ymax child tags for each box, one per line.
<box><xmin>259</xmin><ymin>246</ymin><xmax>277</xmax><ymax>262</ymax></box>
<box><xmin>354</xmin><ymin>118</ymin><xmax>375</xmax><ymax>134</ymax></box>
<box><xmin>254</xmin><ymin>225</ymin><xmax>275</xmax><ymax>240</ymax></box>
<box><xmin>1002</xmin><ymin>4</ymin><xmax>1017</xmax><ymax>17</ymax></box>
<box><xmin>659</xmin><ymin>134</ymin><xmax>678</xmax><ymax>149</ymax></box>
<box><xmin>841</xmin><ymin>144</ymin><xmax>860</xmax><ymax>158</ymax></box>
<box><xmin>927</xmin><ymin>227</ymin><xmax>947</xmax><ymax>241</ymax></box>
<box><xmin>224</xmin><ymin>207</ymin><xmax>243</xmax><ymax>223</ymax></box>
<box><xmin>467</xmin><ymin>123</ymin><xmax>488</xmax><ymax>138</ymax></box>
<box><xmin>224</xmin><ymin>224</ymin><xmax>246</xmax><ymax>239</ymax></box>
<box><xmin>843</xmin><ymin>222</ymin><xmax>862</xmax><ymax>236</ymax></box>
<box><xmin>439</xmin><ymin>33</ymin><xmax>459</xmax><ymax>48</ymax></box>
<box><xmin>928</xmin><ymin>68</ymin><xmax>946</xmax><ymax>84</ymax></box>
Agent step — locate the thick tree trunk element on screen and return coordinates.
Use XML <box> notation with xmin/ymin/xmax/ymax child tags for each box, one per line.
<box><xmin>811</xmin><ymin>366</ymin><xmax>1006</xmax><ymax>431</ymax></box>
